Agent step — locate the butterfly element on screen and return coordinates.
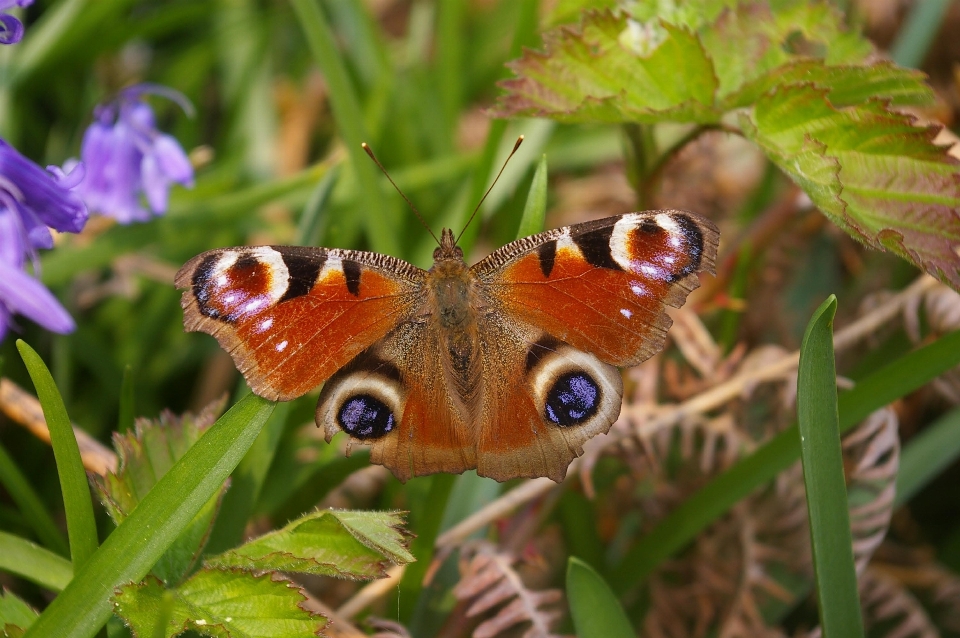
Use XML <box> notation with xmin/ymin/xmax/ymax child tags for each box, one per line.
<box><xmin>176</xmin><ymin>210</ymin><xmax>718</xmax><ymax>482</ymax></box>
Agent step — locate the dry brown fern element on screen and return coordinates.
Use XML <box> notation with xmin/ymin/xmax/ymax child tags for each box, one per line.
<box><xmin>452</xmin><ymin>543</ymin><xmax>568</xmax><ymax>638</ymax></box>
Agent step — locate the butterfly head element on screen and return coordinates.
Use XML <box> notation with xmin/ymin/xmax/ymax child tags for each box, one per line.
<box><xmin>433</xmin><ymin>228</ymin><xmax>464</xmax><ymax>264</ymax></box>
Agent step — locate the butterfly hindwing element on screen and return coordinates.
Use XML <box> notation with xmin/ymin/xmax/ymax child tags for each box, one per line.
<box><xmin>176</xmin><ymin>245</ymin><xmax>425</xmax><ymax>401</ymax></box>
<box><xmin>315</xmin><ymin>322</ymin><xmax>477</xmax><ymax>482</ymax></box>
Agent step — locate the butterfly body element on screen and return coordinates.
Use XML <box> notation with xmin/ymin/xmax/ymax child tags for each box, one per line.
<box><xmin>177</xmin><ymin>210</ymin><xmax>719</xmax><ymax>482</ymax></box>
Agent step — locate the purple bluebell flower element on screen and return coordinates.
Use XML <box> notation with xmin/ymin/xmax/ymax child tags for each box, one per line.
<box><xmin>0</xmin><ymin>0</ymin><xmax>33</xmax><ymax>45</ymax></box>
<box><xmin>78</xmin><ymin>84</ymin><xmax>194</xmax><ymax>224</ymax></box>
<box><xmin>0</xmin><ymin>139</ymin><xmax>87</xmax><ymax>341</ymax></box>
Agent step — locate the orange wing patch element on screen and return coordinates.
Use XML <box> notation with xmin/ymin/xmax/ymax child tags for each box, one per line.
<box><xmin>177</xmin><ymin>247</ymin><xmax>423</xmax><ymax>401</ymax></box>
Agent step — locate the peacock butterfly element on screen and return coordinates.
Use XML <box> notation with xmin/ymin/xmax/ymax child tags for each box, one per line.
<box><xmin>176</xmin><ymin>209</ymin><xmax>718</xmax><ymax>482</ymax></box>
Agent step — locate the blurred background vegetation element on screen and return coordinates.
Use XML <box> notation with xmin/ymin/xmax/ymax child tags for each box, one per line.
<box><xmin>3</xmin><ymin>1</ymin><xmax>960</xmax><ymax>636</ymax></box>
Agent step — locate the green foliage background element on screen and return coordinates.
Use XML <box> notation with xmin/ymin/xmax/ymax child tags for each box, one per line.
<box><xmin>2</xmin><ymin>1</ymin><xmax>960</xmax><ymax>637</ymax></box>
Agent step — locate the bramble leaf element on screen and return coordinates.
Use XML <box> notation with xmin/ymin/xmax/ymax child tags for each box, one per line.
<box><xmin>91</xmin><ymin>399</ymin><xmax>229</xmax><ymax>585</ymax></box>
<box><xmin>206</xmin><ymin>509</ymin><xmax>413</xmax><ymax>580</ymax></box>
<box><xmin>113</xmin><ymin>570</ymin><xmax>325</xmax><ymax>638</ymax></box>
<box><xmin>740</xmin><ymin>86</ymin><xmax>960</xmax><ymax>288</ymax></box>
<box><xmin>495</xmin><ymin>3</ymin><xmax>959</xmax><ymax>288</ymax></box>
<box><xmin>492</xmin><ymin>5</ymin><xmax>931</xmax><ymax>122</ymax></box>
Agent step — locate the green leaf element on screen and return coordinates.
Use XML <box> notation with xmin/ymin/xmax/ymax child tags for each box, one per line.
<box><xmin>610</xmin><ymin>327</ymin><xmax>960</xmax><ymax>593</ymax></box>
<box><xmin>740</xmin><ymin>86</ymin><xmax>960</xmax><ymax>289</ymax></box>
<box><xmin>797</xmin><ymin>296</ymin><xmax>864</xmax><ymax>637</ymax></box>
<box><xmin>0</xmin><ymin>531</ymin><xmax>73</xmax><ymax>592</ymax></box>
<box><xmin>23</xmin><ymin>394</ymin><xmax>275</xmax><ymax>638</ymax></box>
<box><xmin>0</xmin><ymin>590</ymin><xmax>38</xmax><ymax>634</ymax></box>
<box><xmin>896</xmin><ymin>407</ymin><xmax>960</xmax><ymax>505</ymax></box>
<box><xmin>495</xmin><ymin>12</ymin><xmax>719</xmax><ymax>123</ymax></box>
<box><xmin>206</xmin><ymin>510</ymin><xmax>413</xmax><ymax>580</ymax></box>
<box><xmin>205</xmin><ymin>402</ymin><xmax>290</xmax><ymax>556</ymax></box>
<box><xmin>494</xmin><ymin>5</ymin><xmax>928</xmax><ymax>123</ymax></box>
<box><xmin>113</xmin><ymin>570</ymin><xmax>325</xmax><ymax>638</ymax></box>
<box><xmin>91</xmin><ymin>399</ymin><xmax>230</xmax><ymax>585</ymax></box>
<box><xmin>0</xmin><ymin>440</ymin><xmax>69</xmax><ymax>557</ymax></box>
<box><xmin>515</xmin><ymin>154</ymin><xmax>548</xmax><ymax>240</ymax></box>
<box><xmin>398</xmin><ymin>474</ymin><xmax>455</xmax><ymax>622</ymax></box>
<box><xmin>16</xmin><ymin>341</ymin><xmax>98</xmax><ymax>572</ymax></box>
<box><xmin>566</xmin><ymin>557</ymin><xmax>633</xmax><ymax>638</ymax></box>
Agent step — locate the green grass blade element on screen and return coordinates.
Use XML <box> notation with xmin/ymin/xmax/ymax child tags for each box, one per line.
<box><xmin>515</xmin><ymin>154</ymin><xmax>548</xmax><ymax>240</ymax></box>
<box><xmin>0</xmin><ymin>531</ymin><xmax>73</xmax><ymax>592</ymax></box>
<box><xmin>889</xmin><ymin>0</ymin><xmax>952</xmax><ymax>68</ymax></box>
<box><xmin>117</xmin><ymin>365</ymin><xmax>135</xmax><ymax>433</ymax></box>
<box><xmin>611</xmin><ymin>327</ymin><xmax>960</xmax><ymax>593</ymax></box>
<box><xmin>205</xmin><ymin>401</ymin><xmax>290</xmax><ymax>554</ymax></box>
<box><xmin>295</xmin><ymin>164</ymin><xmax>340</xmax><ymax>247</ymax></box>
<box><xmin>16</xmin><ymin>341</ymin><xmax>98</xmax><ymax>571</ymax></box>
<box><xmin>399</xmin><ymin>473</ymin><xmax>456</xmax><ymax>625</ymax></box>
<box><xmin>288</xmin><ymin>0</ymin><xmax>398</xmax><ymax>255</ymax></box>
<box><xmin>567</xmin><ymin>557</ymin><xmax>634</xmax><ymax>638</ymax></box>
<box><xmin>797</xmin><ymin>296</ymin><xmax>863</xmax><ymax>637</ymax></box>
<box><xmin>896</xmin><ymin>407</ymin><xmax>960</xmax><ymax>506</ymax></box>
<box><xmin>436</xmin><ymin>0</ymin><xmax>464</xmax><ymax>143</ymax></box>
<box><xmin>22</xmin><ymin>394</ymin><xmax>275</xmax><ymax>638</ymax></box>
<box><xmin>0</xmin><ymin>440</ymin><xmax>69</xmax><ymax>556</ymax></box>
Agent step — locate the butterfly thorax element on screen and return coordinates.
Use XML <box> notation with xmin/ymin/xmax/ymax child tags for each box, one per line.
<box><xmin>427</xmin><ymin>228</ymin><xmax>483</xmax><ymax>402</ymax></box>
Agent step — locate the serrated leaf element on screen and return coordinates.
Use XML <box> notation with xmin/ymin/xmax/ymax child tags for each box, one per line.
<box><xmin>91</xmin><ymin>399</ymin><xmax>229</xmax><ymax>585</ymax></box>
<box><xmin>493</xmin><ymin>4</ymin><xmax>931</xmax><ymax>122</ymax></box>
<box><xmin>206</xmin><ymin>510</ymin><xmax>413</xmax><ymax>580</ymax></box>
<box><xmin>0</xmin><ymin>591</ymin><xmax>37</xmax><ymax>636</ymax></box>
<box><xmin>741</xmin><ymin>85</ymin><xmax>960</xmax><ymax>289</ymax></box>
<box><xmin>495</xmin><ymin>11</ymin><xmax>719</xmax><ymax>123</ymax></box>
<box><xmin>113</xmin><ymin>570</ymin><xmax>325</xmax><ymax>638</ymax></box>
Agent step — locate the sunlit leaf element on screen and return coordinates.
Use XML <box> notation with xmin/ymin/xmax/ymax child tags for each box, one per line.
<box><xmin>113</xmin><ymin>570</ymin><xmax>325</xmax><ymax>638</ymax></box>
<box><xmin>493</xmin><ymin>5</ymin><xmax>929</xmax><ymax>122</ymax></box>
<box><xmin>91</xmin><ymin>399</ymin><xmax>229</xmax><ymax>585</ymax></box>
<box><xmin>741</xmin><ymin>87</ymin><xmax>960</xmax><ymax>289</ymax></box>
<box><xmin>206</xmin><ymin>510</ymin><xmax>413</xmax><ymax>580</ymax></box>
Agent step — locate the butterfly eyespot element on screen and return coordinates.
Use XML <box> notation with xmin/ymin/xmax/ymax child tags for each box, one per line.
<box><xmin>544</xmin><ymin>371</ymin><xmax>601</xmax><ymax>426</ymax></box>
<box><xmin>337</xmin><ymin>394</ymin><xmax>396</xmax><ymax>439</ymax></box>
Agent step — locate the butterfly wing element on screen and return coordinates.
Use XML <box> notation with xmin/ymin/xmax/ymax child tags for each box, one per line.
<box><xmin>315</xmin><ymin>321</ymin><xmax>478</xmax><ymax>482</ymax></box>
<box><xmin>468</xmin><ymin>210</ymin><xmax>718</xmax><ymax>480</ymax></box>
<box><xmin>176</xmin><ymin>245</ymin><xmax>426</xmax><ymax>401</ymax></box>
<box><xmin>472</xmin><ymin>210</ymin><xmax>719</xmax><ymax>368</ymax></box>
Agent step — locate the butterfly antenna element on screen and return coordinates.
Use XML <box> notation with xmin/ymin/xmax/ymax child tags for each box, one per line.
<box><xmin>456</xmin><ymin>135</ymin><xmax>524</xmax><ymax>244</ymax></box>
<box><xmin>362</xmin><ymin>142</ymin><xmax>440</xmax><ymax>246</ymax></box>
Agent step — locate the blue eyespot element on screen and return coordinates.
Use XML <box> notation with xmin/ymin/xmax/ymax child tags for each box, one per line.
<box><xmin>338</xmin><ymin>394</ymin><xmax>395</xmax><ymax>439</ymax></box>
<box><xmin>544</xmin><ymin>372</ymin><xmax>600</xmax><ymax>426</ymax></box>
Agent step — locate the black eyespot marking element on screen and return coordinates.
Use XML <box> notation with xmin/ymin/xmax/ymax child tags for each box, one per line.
<box><xmin>573</xmin><ymin>225</ymin><xmax>623</xmax><ymax>271</ymax></box>
<box><xmin>337</xmin><ymin>394</ymin><xmax>395</xmax><ymax>439</ymax></box>
<box><xmin>193</xmin><ymin>253</ymin><xmax>224</xmax><ymax>320</ymax></box>
<box><xmin>525</xmin><ymin>335</ymin><xmax>563</xmax><ymax>372</ymax></box>
<box><xmin>544</xmin><ymin>371</ymin><xmax>601</xmax><ymax>426</ymax></box>
<box><xmin>638</xmin><ymin>218</ymin><xmax>660</xmax><ymax>234</ymax></box>
<box><xmin>343</xmin><ymin>260</ymin><xmax>362</xmax><ymax>296</ymax></box>
<box><xmin>669</xmin><ymin>214</ymin><xmax>704</xmax><ymax>282</ymax></box>
<box><xmin>279</xmin><ymin>251</ymin><xmax>324</xmax><ymax>303</ymax></box>
<box><xmin>537</xmin><ymin>240</ymin><xmax>557</xmax><ymax>278</ymax></box>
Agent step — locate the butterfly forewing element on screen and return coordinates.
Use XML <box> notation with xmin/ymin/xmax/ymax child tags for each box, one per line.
<box><xmin>472</xmin><ymin>210</ymin><xmax>719</xmax><ymax>368</ymax></box>
<box><xmin>176</xmin><ymin>245</ymin><xmax>425</xmax><ymax>401</ymax></box>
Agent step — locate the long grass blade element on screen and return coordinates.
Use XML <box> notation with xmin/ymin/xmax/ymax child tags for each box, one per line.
<box><xmin>22</xmin><ymin>394</ymin><xmax>275</xmax><ymax>638</ymax></box>
<box><xmin>797</xmin><ymin>296</ymin><xmax>863</xmax><ymax>637</ymax></box>
<box><xmin>611</xmin><ymin>327</ymin><xmax>960</xmax><ymax>592</ymax></box>
<box><xmin>0</xmin><ymin>440</ymin><xmax>69</xmax><ymax>556</ymax></box>
<box><xmin>16</xmin><ymin>341</ymin><xmax>98</xmax><ymax>571</ymax></box>
<box><xmin>0</xmin><ymin>531</ymin><xmax>73</xmax><ymax>592</ymax></box>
